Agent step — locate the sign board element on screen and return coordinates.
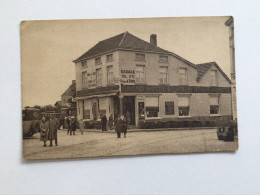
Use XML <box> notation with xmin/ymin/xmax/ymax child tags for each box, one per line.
<box><xmin>121</xmin><ymin>85</ymin><xmax>231</xmax><ymax>94</ymax></box>
<box><xmin>120</xmin><ymin>69</ymin><xmax>135</xmax><ymax>84</ymax></box>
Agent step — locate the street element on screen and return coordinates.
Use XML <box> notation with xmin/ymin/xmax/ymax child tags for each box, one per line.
<box><xmin>23</xmin><ymin>129</ymin><xmax>238</xmax><ymax>160</ymax></box>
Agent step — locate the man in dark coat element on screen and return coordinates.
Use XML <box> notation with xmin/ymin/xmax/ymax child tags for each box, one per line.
<box><xmin>49</xmin><ymin>115</ymin><xmax>59</xmax><ymax>147</ymax></box>
<box><xmin>66</xmin><ymin>116</ymin><xmax>71</xmax><ymax>135</ymax></box>
<box><xmin>101</xmin><ymin>115</ymin><xmax>107</xmax><ymax>132</ymax></box>
<box><xmin>115</xmin><ymin>115</ymin><xmax>127</xmax><ymax>138</ymax></box>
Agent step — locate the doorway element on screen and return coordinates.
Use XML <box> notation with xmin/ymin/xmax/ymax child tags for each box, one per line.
<box><xmin>123</xmin><ymin>96</ymin><xmax>135</xmax><ymax>125</ymax></box>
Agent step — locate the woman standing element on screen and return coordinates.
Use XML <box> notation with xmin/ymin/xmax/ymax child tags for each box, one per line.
<box><xmin>108</xmin><ymin>114</ymin><xmax>114</xmax><ymax>130</ymax></box>
<box><xmin>40</xmin><ymin>117</ymin><xmax>49</xmax><ymax>147</ymax></box>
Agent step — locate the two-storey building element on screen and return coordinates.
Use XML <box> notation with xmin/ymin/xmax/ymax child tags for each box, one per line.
<box><xmin>73</xmin><ymin>32</ymin><xmax>232</xmax><ymax>128</ymax></box>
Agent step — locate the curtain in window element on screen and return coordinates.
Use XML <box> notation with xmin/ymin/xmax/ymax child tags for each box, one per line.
<box><xmin>178</xmin><ymin>96</ymin><xmax>189</xmax><ymax>107</ymax></box>
<box><xmin>210</xmin><ymin>96</ymin><xmax>219</xmax><ymax>105</ymax></box>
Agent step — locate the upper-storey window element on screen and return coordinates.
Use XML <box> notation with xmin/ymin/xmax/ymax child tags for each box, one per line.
<box><xmin>81</xmin><ymin>61</ymin><xmax>87</xmax><ymax>68</ymax></box>
<box><xmin>95</xmin><ymin>57</ymin><xmax>102</xmax><ymax>65</ymax></box>
<box><xmin>159</xmin><ymin>55</ymin><xmax>168</xmax><ymax>63</ymax></box>
<box><xmin>106</xmin><ymin>54</ymin><xmax>113</xmax><ymax>62</ymax></box>
<box><xmin>136</xmin><ymin>65</ymin><xmax>145</xmax><ymax>83</ymax></box>
<box><xmin>179</xmin><ymin>68</ymin><xmax>187</xmax><ymax>85</ymax></box>
<box><xmin>82</xmin><ymin>71</ymin><xmax>88</xmax><ymax>88</ymax></box>
<box><xmin>211</xmin><ymin>70</ymin><xmax>217</xmax><ymax>86</ymax></box>
<box><xmin>107</xmin><ymin>65</ymin><xmax>114</xmax><ymax>85</ymax></box>
<box><xmin>96</xmin><ymin>68</ymin><xmax>102</xmax><ymax>86</ymax></box>
<box><xmin>159</xmin><ymin>67</ymin><xmax>168</xmax><ymax>84</ymax></box>
<box><xmin>135</xmin><ymin>53</ymin><xmax>145</xmax><ymax>61</ymax></box>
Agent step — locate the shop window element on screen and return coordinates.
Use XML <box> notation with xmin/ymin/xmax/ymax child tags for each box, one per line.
<box><xmin>179</xmin><ymin>68</ymin><xmax>187</xmax><ymax>85</ymax></box>
<box><xmin>106</xmin><ymin>54</ymin><xmax>113</xmax><ymax>62</ymax></box>
<box><xmin>135</xmin><ymin>53</ymin><xmax>145</xmax><ymax>61</ymax></box>
<box><xmin>82</xmin><ymin>71</ymin><xmax>88</xmax><ymax>88</ymax></box>
<box><xmin>211</xmin><ymin>70</ymin><xmax>217</xmax><ymax>86</ymax></box>
<box><xmin>81</xmin><ymin>61</ymin><xmax>87</xmax><ymax>68</ymax></box>
<box><xmin>95</xmin><ymin>57</ymin><xmax>102</xmax><ymax>65</ymax></box>
<box><xmin>210</xmin><ymin>96</ymin><xmax>220</xmax><ymax>115</ymax></box>
<box><xmin>83</xmin><ymin>110</ymin><xmax>90</xmax><ymax>119</ymax></box>
<box><xmin>159</xmin><ymin>67</ymin><xmax>168</xmax><ymax>84</ymax></box>
<box><xmin>96</xmin><ymin>68</ymin><xmax>102</xmax><ymax>86</ymax></box>
<box><xmin>165</xmin><ymin>102</ymin><xmax>174</xmax><ymax>115</ymax></box>
<box><xmin>145</xmin><ymin>96</ymin><xmax>159</xmax><ymax>118</ymax></box>
<box><xmin>107</xmin><ymin>65</ymin><xmax>114</xmax><ymax>85</ymax></box>
<box><xmin>136</xmin><ymin>65</ymin><xmax>145</xmax><ymax>83</ymax></box>
<box><xmin>178</xmin><ymin>96</ymin><xmax>190</xmax><ymax>116</ymax></box>
<box><xmin>159</xmin><ymin>55</ymin><xmax>168</xmax><ymax>63</ymax></box>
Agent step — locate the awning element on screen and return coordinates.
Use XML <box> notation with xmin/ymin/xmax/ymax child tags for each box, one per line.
<box><xmin>75</xmin><ymin>92</ymin><xmax>118</xmax><ymax>100</ymax></box>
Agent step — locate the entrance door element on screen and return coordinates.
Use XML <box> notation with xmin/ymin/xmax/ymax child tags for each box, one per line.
<box><xmin>123</xmin><ymin>96</ymin><xmax>135</xmax><ymax>125</ymax></box>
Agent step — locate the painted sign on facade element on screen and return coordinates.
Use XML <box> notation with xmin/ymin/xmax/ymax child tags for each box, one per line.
<box><xmin>87</xmin><ymin>72</ymin><xmax>96</xmax><ymax>88</ymax></box>
<box><xmin>121</xmin><ymin>85</ymin><xmax>231</xmax><ymax>94</ymax></box>
<box><xmin>120</xmin><ymin>69</ymin><xmax>135</xmax><ymax>84</ymax></box>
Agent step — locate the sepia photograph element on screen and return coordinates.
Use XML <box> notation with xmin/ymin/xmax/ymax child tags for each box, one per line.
<box><xmin>21</xmin><ymin>16</ymin><xmax>238</xmax><ymax>160</ymax></box>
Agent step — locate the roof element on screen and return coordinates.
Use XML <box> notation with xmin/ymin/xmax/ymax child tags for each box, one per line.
<box><xmin>61</xmin><ymin>81</ymin><xmax>76</xmax><ymax>97</ymax></box>
<box><xmin>73</xmin><ymin>31</ymin><xmax>196</xmax><ymax>68</ymax></box>
<box><xmin>197</xmin><ymin>62</ymin><xmax>231</xmax><ymax>83</ymax></box>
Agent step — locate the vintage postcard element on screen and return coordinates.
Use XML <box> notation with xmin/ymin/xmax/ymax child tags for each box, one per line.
<box><xmin>21</xmin><ymin>16</ymin><xmax>238</xmax><ymax>160</ymax></box>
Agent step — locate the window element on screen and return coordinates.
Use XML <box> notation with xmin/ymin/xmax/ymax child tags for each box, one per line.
<box><xmin>135</xmin><ymin>53</ymin><xmax>145</xmax><ymax>61</ymax></box>
<box><xmin>178</xmin><ymin>96</ymin><xmax>190</xmax><ymax>116</ymax></box>
<box><xmin>82</xmin><ymin>71</ymin><xmax>87</xmax><ymax>88</ymax></box>
<box><xmin>159</xmin><ymin>55</ymin><xmax>168</xmax><ymax>63</ymax></box>
<box><xmin>165</xmin><ymin>102</ymin><xmax>174</xmax><ymax>115</ymax></box>
<box><xmin>179</xmin><ymin>68</ymin><xmax>187</xmax><ymax>85</ymax></box>
<box><xmin>136</xmin><ymin>65</ymin><xmax>145</xmax><ymax>83</ymax></box>
<box><xmin>81</xmin><ymin>61</ymin><xmax>87</xmax><ymax>68</ymax></box>
<box><xmin>211</xmin><ymin>70</ymin><xmax>217</xmax><ymax>86</ymax></box>
<box><xmin>145</xmin><ymin>96</ymin><xmax>159</xmax><ymax>118</ymax></box>
<box><xmin>106</xmin><ymin>54</ymin><xmax>113</xmax><ymax>62</ymax></box>
<box><xmin>159</xmin><ymin>67</ymin><xmax>168</xmax><ymax>84</ymax></box>
<box><xmin>96</xmin><ymin>68</ymin><xmax>102</xmax><ymax>86</ymax></box>
<box><xmin>95</xmin><ymin>57</ymin><xmax>102</xmax><ymax>65</ymax></box>
<box><xmin>107</xmin><ymin>66</ymin><xmax>114</xmax><ymax>85</ymax></box>
<box><xmin>210</xmin><ymin>96</ymin><xmax>220</xmax><ymax>115</ymax></box>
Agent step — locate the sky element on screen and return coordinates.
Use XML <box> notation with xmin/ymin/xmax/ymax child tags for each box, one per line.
<box><xmin>21</xmin><ymin>16</ymin><xmax>231</xmax><ymax>107</ymax></box>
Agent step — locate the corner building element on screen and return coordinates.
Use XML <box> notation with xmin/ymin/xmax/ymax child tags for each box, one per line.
<box><xmin>73</xmin><ymin>32</ymin><xmax>232</xmax><ymax>128</ymax></box>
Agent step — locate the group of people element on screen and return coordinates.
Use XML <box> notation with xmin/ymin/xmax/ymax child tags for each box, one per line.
<box><xmin>40</xmin><ymin>115</ymin><xmax>59</xmax><ymax>147</ymax></box>
<box><xmin>66</xmin><ymin>116</ymin><xmax>84</xmax><ymax>136</ymax></box>
<box><xmin>101</xmin><ymin>111</ymin><xmax>131</xmax><ymax>138</ymax></box>
<box><xmin>40</xmin><ymin>111</ymin><xmax>131</xmax><ymax>147</ymax></box>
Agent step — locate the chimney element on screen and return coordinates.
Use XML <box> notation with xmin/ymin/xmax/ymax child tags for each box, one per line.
<box><xmin>150</xmin><ymin>34</ymin><xmax>157</xmax><ymax>46</ymax></box>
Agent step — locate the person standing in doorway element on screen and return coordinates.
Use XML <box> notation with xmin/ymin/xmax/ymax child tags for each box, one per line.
<box><xmin>125</xmin><ymin>110</ymin><xmax>131</xmax><ymax>126</ymax></box>
<box><xmin>49</xmin><ymin>115</ymin><xmax>59</xmax><ymax>147</ymax></box>
<box><xmin>101</xmin><ymin>114</ymin><xmax>107</xmax><ymax>132</ymax></box>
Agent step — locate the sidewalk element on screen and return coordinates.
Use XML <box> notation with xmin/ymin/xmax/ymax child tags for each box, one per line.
<box><xmin>60</xmin><ymin>126</ymin><xmax>217</xmax><ymax>133</ymax></box>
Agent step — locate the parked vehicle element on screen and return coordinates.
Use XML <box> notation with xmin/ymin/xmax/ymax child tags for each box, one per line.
<box><xmin>22</xmin><ymin>107</ymin><xmax>41</xmax><ymax>138</ymax></box>
<box><xmin>217</xmin><ymin>120</ymin><xmax>238</xmax><ymax>141</ymax></box>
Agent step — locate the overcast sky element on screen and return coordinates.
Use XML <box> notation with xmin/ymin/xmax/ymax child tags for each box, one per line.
<box><xmin>21</xmin><ymin>16</ymin><xmax>231</xmax><ymax>107</ymax></box>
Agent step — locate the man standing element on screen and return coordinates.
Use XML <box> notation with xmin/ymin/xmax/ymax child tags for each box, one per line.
<box><xmin>49</xmin><ymin>115</ymin><xmax>59</xmax><ymax>147</ymax></box>
<box><xmin>101</xmin><ymin>114</ymin><xmax>107</xmax><ymax>132</ymax></box>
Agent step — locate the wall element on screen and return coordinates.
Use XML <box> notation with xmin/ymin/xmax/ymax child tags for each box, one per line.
<box><xmin>198</xmin><ymin>64</ymin><xmax>231</xmax><ymax>87</ymax></box>
<box><xmin>118</xmin><ymin>50</ymin><xmax>198</xmax><ymax>86</ymax></box>
<box><xmin>75</xmin><ymin>51</ymin><xmax>120</xmax><ymax>92</ymax></box>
